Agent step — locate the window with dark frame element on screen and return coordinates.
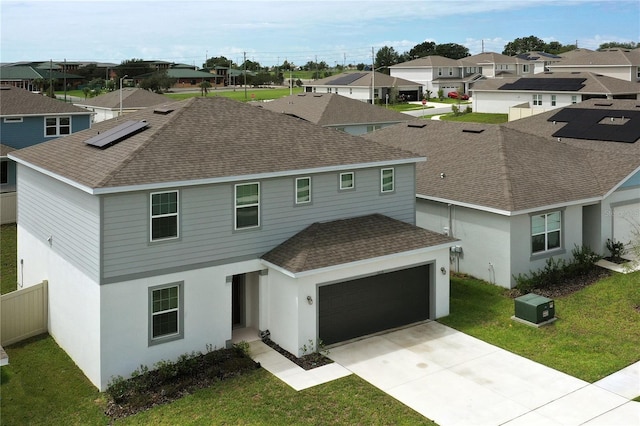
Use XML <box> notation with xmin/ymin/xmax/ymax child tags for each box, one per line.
<box><xmin>1</xmin><ymin>161</ymin><xmax>7</xmax><ymax>184</ymax></box>
<box><xmin>45</xmin><ymin>116</ymin><xmax>71</xmax><ymax>136</ymax></box>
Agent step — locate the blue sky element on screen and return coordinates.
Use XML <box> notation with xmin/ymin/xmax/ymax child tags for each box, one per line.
<box><xmin>1</xmin><ymin>0</ymin><xmax>638</xmax><ymax>67</ymax></box>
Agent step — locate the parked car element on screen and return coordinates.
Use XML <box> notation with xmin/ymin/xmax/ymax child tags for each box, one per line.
<box><xmin>447</xmin><ymin>91</ymin><xmax>469</xmax><ymax>100</ymax></box>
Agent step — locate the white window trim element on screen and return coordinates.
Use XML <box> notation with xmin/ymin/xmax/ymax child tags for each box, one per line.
<box><xmin>44</xmin><ymin>116</ymin><xmax>71</xmax><ymax>137</ymax></box>
<box><xmin>4</xmin><ymin>117</ymin><xmax>23</xmax><ymax>123</ymax></box>
<box><xmin>339</xmin><ymin>172</ymin><xmax>355</xmax><ymax>190</ymax></box>
<box><xmin>533</xmin><ymin>94</ymin><xmax>542</xmax><ymax>106</ymax></box>
<box><xmin>150</xmin><ymin>190</ymin><xmax>179</xmax><ymax>242</ymax></box>
<box><xmin>295</xmin><ymin>176</ymin><xmax>311</xmax><ymax>204</ymax></box>
<box><xmin>149</xmin><ymin>282</ymin><xmax>184</xmax><ymax>346</ymax></box>
<box><xmin>531</xmin><ymin>211</ymin><xmax>562</xmax><ymax>255</ymax></box>
<box><xmin>551</xmin><ymin>95</ymin><xmax>557</xmax><ymax>106</ymax></box>
<box><xmin>234</xmin><ymin>182</ymin><xmax>260</xmax><ymax>230</ymax></box>
<box><xmin>380</xmin><ymin>167</ymin><xmax>395</xmax><ymax>193</ymax></box>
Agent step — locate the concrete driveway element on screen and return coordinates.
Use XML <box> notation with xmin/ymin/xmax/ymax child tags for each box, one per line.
<box><xmin>327</xmin><ymin>322</ymin><xmax>639</xmax><ymax>426</ymax></box>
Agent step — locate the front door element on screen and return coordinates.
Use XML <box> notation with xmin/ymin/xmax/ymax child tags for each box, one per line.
<box><xmin>232</xmin><ymin>274</ymin><xmax>245</xmax><ymax>328</ymax></box>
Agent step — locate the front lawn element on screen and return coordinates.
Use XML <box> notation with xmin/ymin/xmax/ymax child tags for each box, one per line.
<box><xmin>439</xmin><ymin>112</ymin><xmax>508</xmax><ymax>123</ymax></box>
<box><xmin>439</xmin><ymin>272</ymin><xmax>640</xmax><ymax>383</ymax></box>
<box><xmin>0</xmin><ymin>335</ymin><xmax>434</xmax><ymax>425</ymax></box>
<box><xmin>163</xmin><ymin>86</ymin><xmax>304</xmax><ymax>102</ymax></box>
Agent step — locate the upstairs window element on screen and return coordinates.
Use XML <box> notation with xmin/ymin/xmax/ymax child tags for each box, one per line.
<box><xmin>295</xmin><ymin>177</ymin><xmax>311</xmax><ymax>204</ymax></box>
<box><xmin>235</xmin><ymin>183</ymin><xmax>260</xmax><ymax>229</ymax></box>
<box><xmin>45</xmin><ymin>116</ymin><xmax>70</xmax><ymax>137</ymax></box>
<box><xmin>531</xmin><ymin>211</ymin><xmax>561</xmax><ymax>253</ymax></box>
<box><xmin>381</xmin><ymin>168</ymin><xmax>394</xmax><ymax>193</ymax></box>
<box><xmin>523</xmin><ymin>64</ymin><xmax>530</xmax><ymax>73</ymax></box>
<box><xmin>533</xmin><ymin>94</ymin><xmax>542</xmax><ymax>106</ymax></box>
<box><xmin>571</xmin><ymin>95</ymin><xmax>578</xmax><ymax>104</ymax></box>
<box><xmin>150</xmin><ymin>191</ymin><xmax>179</xmax><ymax>241</ymax></box>
<box><xmin>551</xmin><ymin>95</ymin><xmax>557</xmax><ymax>106</ymax></box>
<box><xmin>340</xmin><ymin>172</ymin><xmax>354</xmax><ymax>190</ymax></box>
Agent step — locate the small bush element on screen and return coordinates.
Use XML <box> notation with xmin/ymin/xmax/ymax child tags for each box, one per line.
<box><xmin>606</xmin><ymin>238</ymin><xmax>626</xmax><ymax>261</ymax></box>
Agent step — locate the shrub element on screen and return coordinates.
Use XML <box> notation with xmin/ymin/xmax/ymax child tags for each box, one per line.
<box><xmin>606</xmin><ymin>238</ymin><xmax>626</xmax><ymax>261</ymax></box>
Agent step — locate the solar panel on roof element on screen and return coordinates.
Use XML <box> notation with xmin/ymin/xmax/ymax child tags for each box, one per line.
<box><xmin>547</xmin><ymin>108</ymin><xmax>640</xmax><ymax>143</ymax></box>
<box><xmin>85</xmin><ymin>120</ymin><xmax>149</xmax><ymax>149</ymax></box>
<box><xmin>327</xmin><ymin>73</ymin><xmax>367</xmax><ymax>86</ymax></box>
<box><xmin>499</xmin><ymin>78</ymin><xmax>586</xmax><ymax>91</ymax></box>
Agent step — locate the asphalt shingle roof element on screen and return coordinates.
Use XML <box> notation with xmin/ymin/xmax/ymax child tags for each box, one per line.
<box><xmin>261</xmin><ymin>214</ymin><xmax>456</xmax><ymax>273</ymax></box>
<box><xmin>310</xmin><ymin>71</ymin><xmax>419</xmax><ymax>88</ymax></box>
<box><xmin>0</xmin><ymin>86</ymin><xmax>91</xmax><ymax>116</ymax></box>
<box><xmin>258</xmin><ymin>93</ymin><xmax>410</xmax><ymax>127</ymax></box>
<box><xmin>74</xmin><ymin>88</ymin><xmax>170</xmax><ymax>110</ymax></box>
<box><xmin>364</xmin><ymin>100</ymin><xmax>640</xmax><ymax>212</ymax></box>
<box><xmin>11</xmin><ymin>96</ymin><xmax>423</xmax><ymax>191</ymax></box>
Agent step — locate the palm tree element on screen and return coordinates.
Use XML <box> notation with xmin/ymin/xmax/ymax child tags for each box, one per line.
<box><xmin>200</xmin><ymin>81</ymin><xmax>212</xmax><ymax>97</ymax></box>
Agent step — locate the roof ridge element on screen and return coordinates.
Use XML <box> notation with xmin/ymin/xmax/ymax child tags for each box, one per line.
<box><xmin>495</xmin><ymin>126</ymin><xmax>516</xmax><ymax>211</ymax></box>
<box><xmin>95</xmin><ymin>98</ymin><xmax>192</xmax><ymax>187</ymax></box>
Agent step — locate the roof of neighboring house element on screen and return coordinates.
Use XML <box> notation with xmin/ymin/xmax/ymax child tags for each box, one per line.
<box><xmin>461</xmin><ymin>52</ymin><xmax>524</xmax><ymax>66</ymax></box>
<box><xmin>0</xmin><ymin>86</ymin><xmax>92</xmax><ymax>116</ymax></box>
<box><xmin>73</xmin><ymin>88</ymin><xmax>170</xmax><ymax>110</ymax></box>
<box><xmin>0</xmin><ymin>144</ymin><xmax>17</xmax><ymax>157</ymax></box>
<box><xmin>551</xmin><ymin>49</ymin><xmax>640</xmax><ymax>66</ymax></box>
<box><xmin>257</xmin><ymin>93</ymin><xmax>410</xmax><ymax>127</ymax></box>
<box><xmin>390</xmin><ymin>55</ymin><xmax>460</xmax><ymax>68</ymax></box>
<box><xmin>136</xmin><ymin>68</ymin><xmax>222</xmax><ymax>79</ymax></box>
<box><xmin>516</xmin><ymin>51</ymin><xmax>563</xmax><ymax>61</ymax></box>
<box><xmin>0</xmin><ymin>65</ymin><xmax>83</xmax><ymax>81</ymax></box>
<box><xmin>11</xmin><ymin>97</ymin><xmax>423</xmax><ymax>193</ymax></box>
<box><xmin>470</xmin><ymin>72</ymin><xmax>640</xmax><ymax>95</ymax></box>
<box><xmin>363</xmin><ymin>100</ymin><xmax>640</xmax><ymax>213</ymax></box>
<box><xmin>261</xmin><ymin>213</ymin><xmax>455</xmax><ymax>273</ymax></box>
<box><xmin>308</xmin><ymin>71</ymin><xmax>420</xmax><ymax>88</ymax></box>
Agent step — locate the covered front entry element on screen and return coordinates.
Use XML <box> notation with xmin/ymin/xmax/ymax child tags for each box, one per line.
<box><xmin>318</xmin><ymin>264</ymin><xmax>430</xmax><ymax>345</ymax></box>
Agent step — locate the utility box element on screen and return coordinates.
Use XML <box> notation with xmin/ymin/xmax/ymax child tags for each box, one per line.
<box><xmin>514</xmin><ymin>293</ymin><xmax>555</xmax><ymax>325</ymax></box>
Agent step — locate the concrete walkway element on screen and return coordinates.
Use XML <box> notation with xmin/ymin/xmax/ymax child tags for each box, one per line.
<box><xmin>248</xmin><ymin>322</ymin><xmax>640</xmax><ymax>425</ymax></box>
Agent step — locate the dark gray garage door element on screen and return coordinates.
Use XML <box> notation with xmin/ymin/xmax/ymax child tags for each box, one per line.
<box><xmin>319</xmin><ymin>265</ymin><xmax>430</xmax><ymax>345</ymax></box>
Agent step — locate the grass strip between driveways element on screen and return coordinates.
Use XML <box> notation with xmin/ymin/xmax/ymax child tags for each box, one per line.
<box><xmin>439</xmin><ymin>273</ymin><xmax>640</xmax><ymax>383</ymax></box>
<box><xmin>1</xmin><ymin>223</ymin><xmax>17</xmax><ymax>295</ymax></box>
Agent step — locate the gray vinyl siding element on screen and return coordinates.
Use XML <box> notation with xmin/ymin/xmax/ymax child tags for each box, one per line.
<box><xmin>17</xmin><ymin>166</ymin><xmax>100</xmax><ymax>280</ymax></box>
<box><xmin>101</xmin><ymin>164</ymin><xmax>416</xmax><ymax>282</ymax></box>
<box><xmin>0</xmin><ymin>115</ymin><xmax>91</xmax><ymax>149</ymax></box>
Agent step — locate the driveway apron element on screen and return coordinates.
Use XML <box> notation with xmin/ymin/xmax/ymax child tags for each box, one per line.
<box><xmin>327</xmin><ymin>322</ymin><xmax>638</xmax><ymax>426</ymax></box>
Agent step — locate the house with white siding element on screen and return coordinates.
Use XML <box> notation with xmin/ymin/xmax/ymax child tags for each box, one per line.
<box><xmin>470</xmin><ymin>72</ymin><xmax>639</xmax><ymax>117</ymax></box>
<box><xmin>9</xmin><ymin>96</ymin><xmax>455</xmax><ymax>390</ymax></box>
<box><xmin>364</xmin><ymin>99</ymin><xmax>640</xmax><ymax>288</ymax></box>
<box><xmin>73</xmin><ymin>88</ymin><xmax>170</xmax><ymax>122</ymax></box>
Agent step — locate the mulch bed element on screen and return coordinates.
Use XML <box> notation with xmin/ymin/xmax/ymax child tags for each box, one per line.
<box><xmin>262</xmin><ymin>338</ymin><xmax>333</xmax><ymax>370</ymax></box>
<box><xmin>105</xmin><ymin>347</ymin><xmax>260</xmax><ymax>420</ymax></box>
<box><xmin>506</xmin><ymin>268</ymin><xmax>612</xmax><ymax>299</ymax></box>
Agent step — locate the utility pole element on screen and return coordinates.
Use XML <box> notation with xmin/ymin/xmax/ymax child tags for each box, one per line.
<box><xmin>63</xmin><ymin>58</ymin><xmax>67</xmax><ymax>102</ymax></box>
<box><xmin>371</xmin><ymin>47</ymin><xmax>375</xmax><ymax>104</ymax></box>
<box><xmin>243</xmin><ymin>51</ymin><xmax>247</xmax><ymax>100</ymax></box>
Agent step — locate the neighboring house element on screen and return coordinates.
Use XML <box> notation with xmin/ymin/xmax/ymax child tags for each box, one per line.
<box><xmin>9</xmin><ymin>97</ymin><xmax>455</xmax><ymax>390</ymax></box>
<box><xmin>134</xmin><ymin>68</ymin><xmax>224</xmax><ymax>89</ymax></box>
<box><xmin>390</xmin><ymin>52</ymin><xmax>533</xmax><ymax>96</ymax></box>
<box><xmin>257</xmin><ymin>93</ymin><xmax>410</xmax><ymax>135</ymax></box>
<box><xmin>471</xmin><ymin>72</ymin><xmax>640</xmax><ymax>117</ymax></box>
<box><xmin>1</xmin><ymin>144</ymin><xmax>16</xmax><ymax>224</ymax></box>
<box><xmin>547</xmin><ymin>48</ymin><xmax>640</xmax><ymax>82</ymax></box>
<box><xmin>364</xmin><ymin>99</ymin><xmax>640</xmax><ymax>288</ymax></box>
<box><xmin>0</xmin><ymin>86</ymin><xmax>92</xmax><ymax>223</ymax></box>
<box><xmin>516</xmin><ymin>51</ymin><xmax>563</xmax><ymax>74</ymax></box>
<box><xmin>74</xmin><ymin>88</ymin><xmax>171</xmax><ymax>122</ymax></box>
<box><xmin>0</xmin><ymin>63</ymin><xmax>84</xmax><ymax>91</ymax></box>
<box><xmin>302</xmin><ymin>71</ymin><xmax>422</xmax><ymax>103</ymax></box>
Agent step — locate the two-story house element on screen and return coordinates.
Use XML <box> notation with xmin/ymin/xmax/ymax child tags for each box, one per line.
<box><xmin>547</xmin><ymin>48</ymin><xmax>640</xmax><ymax>82</ymax></box>
<box><xmin>10</xmin><ymin>97</ymin><xmax>455</xmax><ymax>390</ymax></box>
<box><xmin>0</xmin><ymin>86</ymin><xmax>92</xmax><ymax>223</ymax></box>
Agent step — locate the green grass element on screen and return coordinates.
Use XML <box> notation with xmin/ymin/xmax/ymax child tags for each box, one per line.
<box><xmin>118</xmin><ymin>370</ymin><xmax>433</xmax><ymax>425</ymax></box>
<box><xmin>1</xmin><ymin>335</ymin><xmax>434</xmax><ymax>425</ymax></box>
<box><xmin>387</xmin><ymin>103</ymin><xmax>433</xmax><ymax>112</ymax></box>
<box><xmin>163</xmin><ymin>86</ymin><xmax>304</xmax><ymax>102</ymax></box>
<box><xmin>439</xmin><ymin>273</ymin><xmax>640</xmax><ymax>383</ymax></box>
<box><xmin>439</xmin><ymin>112</ymin><xmax>508</xmax><ymax>123</ymax></box>
<box><xmin>1</xmin><ymin>223</ymin><xmax>17</xmax><ymax>294</ymax></box>
<box><xmin>0</xmin><ymin>335</ymin><xmax>107</xmax><ymax>425</ymax></box>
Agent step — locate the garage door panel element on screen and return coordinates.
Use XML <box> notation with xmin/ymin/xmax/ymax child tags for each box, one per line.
<box><xmin>319</xmin><ymin>265</ymin><xmax>429</xmax><ymax>345</ymax></box>
<box><xmin>613</xmin><ymin>202</ymin><xmax>640</xmax><ymax>246</ymax></box>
